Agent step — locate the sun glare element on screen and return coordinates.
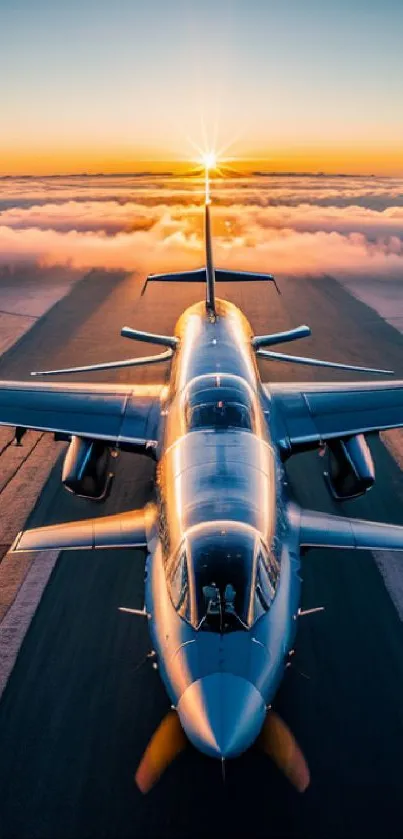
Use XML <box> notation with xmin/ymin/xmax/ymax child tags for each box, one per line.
<box><xmin>201</xmin><ymin>151</ymin><xmax>217</xmax><ymax>171</ymax></box>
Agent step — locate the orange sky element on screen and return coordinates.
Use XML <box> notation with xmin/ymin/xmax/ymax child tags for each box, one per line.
<box><xmin>2</xmin><ymin>1</ymin><xmax>403</xmax><ymax>177</ymax></box>
<box><xmin>2</xmin><ymin>145</ymin><xmax>403</xmax><ymax>178</ymax></box>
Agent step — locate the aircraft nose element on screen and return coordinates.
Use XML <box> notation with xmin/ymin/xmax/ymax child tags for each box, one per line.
<box><xmin>177</xmin><ymin>673</ymin><xmax>266</xmax><ymax>759</ymax></box>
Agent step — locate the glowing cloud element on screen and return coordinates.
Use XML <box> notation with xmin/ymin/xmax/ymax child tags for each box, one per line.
<box><xmin>1</xmin><ymin>174</ymin><xmax>403</xmax><ymax>281</ymax></box>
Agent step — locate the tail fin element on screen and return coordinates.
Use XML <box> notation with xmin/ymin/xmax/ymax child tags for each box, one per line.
<box><xmin>141</xmin><ymin>170</ymin><xmax>278</xmax><ymax>308</ymax></box>
<box><xmin>204</xmin><ymin>202</ymin><xmax>215</xmax><ymax>313</ymax></box>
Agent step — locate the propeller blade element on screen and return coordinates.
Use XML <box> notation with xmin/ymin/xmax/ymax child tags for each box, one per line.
<box><xmin>253</xmin><ymin>325</ymin><xmax>311</xmax><ymax>349</ymax></box>
<box><xmin>31</xmin><ymin>348</ymin><xmax>173</xmax><ymax>377</ymax></box>
<box><xmin>256</xmin><ymin>349</ymin><xmax>393</xmax><ymax>375</ymax></box>
<box><xmin>135</xmin><ymin>710</ymin><xmax>187</xmax><ymax>794</ymax></box>
<box><xmin>258</xmin><ymin>710</ymin><xmax>310</xmax><ymax>793</ymax></box>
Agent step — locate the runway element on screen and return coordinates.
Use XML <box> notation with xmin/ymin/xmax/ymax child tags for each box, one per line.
<box><xmin>1</xmin><ymin>271</ymin><xmax>403</xmax><ymax>838</ymax></box>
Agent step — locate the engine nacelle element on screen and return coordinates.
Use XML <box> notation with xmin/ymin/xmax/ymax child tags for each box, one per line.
<box><xmin>324</xmin><ymin>434</ymin><xmax>375</xmax><ymax>501</ymax></box>
<box><xmin>62</xmin><ymin>436</ymin><xmax>113</xmax><ymax>500</ymax></box>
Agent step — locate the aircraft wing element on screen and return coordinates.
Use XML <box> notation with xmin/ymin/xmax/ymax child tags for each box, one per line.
<box><xmin>297</xmin><ymin>508</ymin><xmax>403</xmax><ymax>551</ymax></box>
<box><xmin>11</xmin><ymin>507</ymin><xmax>154</xmax><ymax>553</ymax></box>
<box><xmin>265</xmin><ymin>380</ymin><xmax>403</xmax><ymax>455</ymax></box>
<box><xmin>0</xmin><ymin>380</ymin><xmax>164</xmax><ymax>449</ymax></box>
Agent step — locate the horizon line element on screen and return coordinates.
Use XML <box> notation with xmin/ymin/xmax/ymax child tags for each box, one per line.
<box><xmin>0</xmin><ymin>169</ymin><xmax>394</xmax><ymax>180</ymax></box>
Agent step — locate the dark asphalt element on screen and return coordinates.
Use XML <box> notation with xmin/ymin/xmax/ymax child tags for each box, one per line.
<box><xmin>1</xmin><ymin>272</ymin><xmax>403</xmax><ymax>838</ymax></box>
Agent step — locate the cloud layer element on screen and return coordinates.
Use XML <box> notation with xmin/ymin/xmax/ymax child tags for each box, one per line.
<box><xmin>1</xmin><ymin>174</ymin><xmax>403</xmax><ymax>279</ymax></box>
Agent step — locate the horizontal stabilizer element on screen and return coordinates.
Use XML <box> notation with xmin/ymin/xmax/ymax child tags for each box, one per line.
<box><xmin>214</xmin><ymin>268</ymin><xmax>277</xmax><ymax>284</ymax></box>
<box><xmin>12</xmin><ymin>507</ymin><xmax>156</xmax><ymax>553</ymax></box>
<box><xmin>299</xmin><ymin>508</ymin><xmax>403</xmax><ymax>551</ymax></box>
<box><xmin>141</xmin><ymin>268</ymin><xmax>279</xmax><ymax>295</ymax></box>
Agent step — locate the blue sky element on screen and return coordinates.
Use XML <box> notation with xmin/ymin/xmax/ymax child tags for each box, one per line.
<box><xmin>1</xmin><ymin>0</ymin><xmax>402</xmax><ymax>173</ymax></box>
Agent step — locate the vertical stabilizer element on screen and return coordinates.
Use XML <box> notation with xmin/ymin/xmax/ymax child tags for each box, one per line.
<box><xmin>205</xmin><ymin>201</ymin><xmax>216</xmax><ymax>314</ymax></box>
<box><xmin>140</xmin><ymin>162</ymin><xmax>278</xmax><ymax>303</ymax></box>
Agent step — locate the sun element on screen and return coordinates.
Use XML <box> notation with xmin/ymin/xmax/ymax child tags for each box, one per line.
<box><xmin>201</xmin><ymin>151</ymin><xmax>217</xmax><ymax>171</ymax></box>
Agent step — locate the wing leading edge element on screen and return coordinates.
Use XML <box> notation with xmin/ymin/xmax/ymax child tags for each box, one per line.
<box><xmin>265</xmin><ymin>380</ymin><xmax>403</xmax><ymax>456</ymax></box>
<box><xmin>0</xmin><ymin>380</ymin><xmax>165</xmax><ymax>449</ymax></box>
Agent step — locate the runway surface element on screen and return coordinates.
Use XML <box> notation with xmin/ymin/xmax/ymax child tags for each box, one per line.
<box><xmin>1</xmin><ymin>271</ymin><xmax>403</xmax><ymax>838</ymax></box>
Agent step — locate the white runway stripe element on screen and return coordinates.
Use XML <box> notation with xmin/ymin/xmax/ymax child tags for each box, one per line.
<box><xmin>0</xmin><ymin>550</ymin><xmax>59</xmax><ymax>699</ymax></box>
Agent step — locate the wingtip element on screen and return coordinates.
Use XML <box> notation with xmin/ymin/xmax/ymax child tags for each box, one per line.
<box><xmin>10</xmin><ymin>531</ymin><xmax>24</xmax><ymax>552</ymax></box>
<box><xmin>372</xmin><ymin>368</ymin><xmax>394</xmax><ymax>376</ymax></box>
<box><xmin>31</xmin><ymin>370</ymin><xmax>54</xmax><ymax>377</ymax></box>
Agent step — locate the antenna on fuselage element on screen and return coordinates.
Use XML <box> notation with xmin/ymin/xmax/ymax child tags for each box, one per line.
<box><xmin>204</xmin><ymin>160</ymin><xmax>216</xmax><ymax>316</ymax></box>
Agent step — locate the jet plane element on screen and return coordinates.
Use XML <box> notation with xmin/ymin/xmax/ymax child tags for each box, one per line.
<box><xmin>2</xmin><ymin>173</ymin><xmax>403</xmax><ymax>794</ymax></box>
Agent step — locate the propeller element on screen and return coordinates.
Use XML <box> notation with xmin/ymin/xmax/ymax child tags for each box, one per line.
<box><xmin>135</xmin><ymin>710</ymin><xmax>187</xmax><ymax>794</ymax></box>
<box><xmin>31</xmin><ymin>348</ymin><xmax>173</xmax><ymax>377</ymax></box>
<box><xmin>134</xmin><ymin>708</ymin><xmax>310</xmax><ymax>794</ymax></box>
<box><xmin>257</xmin><ymin>710</ymin><xmax>310</xmax><ymax>793</ymax></box>
<box><xmin>256</xmin><ymin>348</ymin><xmax>393</xmax><ymax>375</ymax></box>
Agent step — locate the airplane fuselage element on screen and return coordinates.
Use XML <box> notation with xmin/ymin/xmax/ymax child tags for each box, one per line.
<box><xmin>5</xmin><ymin>176</ymin><xmax>403</xmax><ymax>790</ymax></box>
<box><xmin>145</xmin><ymin>300</ymin><xmax>302</xmax><ymax>759</ymax></box>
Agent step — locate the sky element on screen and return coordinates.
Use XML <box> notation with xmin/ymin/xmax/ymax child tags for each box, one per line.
<box><xmin>1</xmin><ymin>0</ymin><xmax>403</xmax><ymax>175</ymax></box>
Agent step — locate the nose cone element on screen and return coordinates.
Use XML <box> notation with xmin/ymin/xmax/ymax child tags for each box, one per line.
<box><xmin>177</xmin><ymin>673</ymin><xmax>266</xmax><ymax>759</ymax></box>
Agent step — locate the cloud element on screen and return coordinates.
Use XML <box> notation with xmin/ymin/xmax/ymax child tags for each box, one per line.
<box><xmin>1</xmin><ymin>221</ymin><xmax>403</xmax><ymax>280</ymax></box>
<box><xmin>0</xmin><ymin>201</ymin><xmax>161</xmax><ymax>234</ymax></box>
<box><xmin>1</xmin><ymin>174</ymin><xmax>403</xmax><ymax>280</ymax></box>
<box><xmin>2</xmin><ymin>174</ymin><xmax>403</xmax><ymax>211</ymax></box>
<box><xmin>233</xmin><ymin>203</ymin><xmax>403</xmax><ymax>238</ymax></box>
<box><xmin>5</xmin><ymin>199</ymin><xmax>403</xmax><ymax>240</ymax></box>
<box><xmin>0</xmin><ymin>224</ymin><xmax>203</xmax><ymax>273</ymax></box>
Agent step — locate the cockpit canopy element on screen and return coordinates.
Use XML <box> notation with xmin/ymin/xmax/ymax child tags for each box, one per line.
<box><xmin>166</xmin><ymin>522</ymin><xmax>280</xmax><ymax>633</ymax></box>
<box><xmin>184</xmin><ymin>374</ymin><xmax>255</xmax><ymax>432</ymax></box>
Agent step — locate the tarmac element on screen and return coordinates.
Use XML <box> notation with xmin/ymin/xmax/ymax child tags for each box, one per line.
<box><xmin>0</xmin><ymin>270</ymin><xmax>403</xmax><ymax>838</ymax></box>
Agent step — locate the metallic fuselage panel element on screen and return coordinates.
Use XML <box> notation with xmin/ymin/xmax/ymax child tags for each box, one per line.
<box><xmin>160</xmin><ymin>430</ymin><xmax>275</xmax><ymax>557</ymax></box>
<box><xmin>144</xmin><ymin>298</ymin><xmax>302</xmax><ymax>754</ymax></box>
